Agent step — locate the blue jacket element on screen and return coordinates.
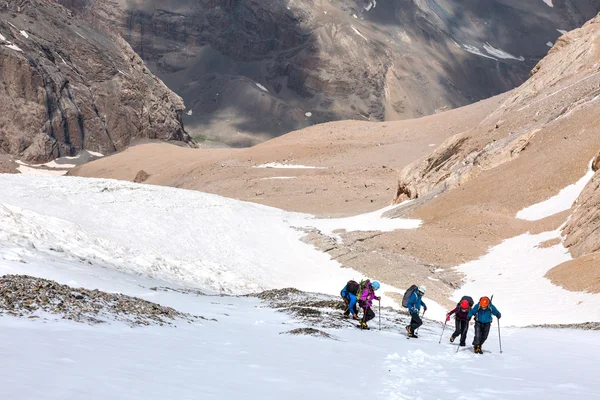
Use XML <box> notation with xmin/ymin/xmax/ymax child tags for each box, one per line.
<box><xmin>407</xmin><ymin>291</ymin><xmax>426</xmax><ymax>314</ymax></box>
<box><xmin>468</xmin><ymin>303</ymin><xmax>501</xmax><ymax>324</ymax></box>
<box><xmin>341</xmin><ymin>286</ymin><xmax>358</xmax><ymax>315</ymax></box>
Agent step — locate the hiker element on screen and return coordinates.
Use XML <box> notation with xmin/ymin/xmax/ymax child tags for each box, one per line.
<box><xmin>446</xmin><ymin>296</ymin><xmax>474</xmax><ymax>346</ymax></box>
<box><xmin>340</xmin><ymin>280</ymin><xmax>360</xmax><ymax>320</ymax></box>
<box><xmin>468</xmin><ymin>296</ymin><xmax>501</xmax><ymax>354</ymax></box>
<box><xmin>357</xmin><ymin>280</ymin><xmax>381</xmax><ymax>330</ymax></box>
<box><xmin>405</xmin><ymin>285</ymin><xmax>427</xmax><ymax>338</ymax></box>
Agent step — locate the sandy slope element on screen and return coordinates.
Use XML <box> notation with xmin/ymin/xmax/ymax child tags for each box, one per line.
<box><xmin>71</xmin><ymin>15</ymin><xmax>600</xmax><ymax>302</ymax></box>
<box><xmin>72</xmin><ymin>94</ymin><xmax>505</xmax><ymax>217</ymax></box>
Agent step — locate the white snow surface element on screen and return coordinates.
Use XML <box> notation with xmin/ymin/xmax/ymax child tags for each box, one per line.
<box><xmin>557</xmin><ymin>29</ymin><xmax>568</xmax><ymax>35</ymax></box>
<box><xmin>516</xmin><ymin>160</ymin><xmax>594</xmax><ymax>221</ymax></box>
<box><xmin>5</xmin><ymin>43</ymin><xmax>23</xmax><ymax>52</ymax></box>
<box><xmin>0</xmin><ymin>33</ymin><xmax>6</xmax><ymax>42</ymax></box>
<box><xmin>461</xmin><ymin>44</ymin><xmax>497</xmax><ymax>60</ymax></box>
<box><xmin>454</xmin><ymin>228</ymin><xmax>600</xmax><ymax>326</ymax></box>
<box><xmin>20</xmin><ymin>30</ymin><xmax>29</xmax><ymax>38</ymax></box>
<box><xmin>292</xmin><ymin>203</ymin><xmax>421</xmax><ymax>238</ymax></box>
<box><xmin>543</xmin><ymin>0</ymin><xmax>553</xmax><ymax>7</ymax></box>
<box><xmin>16</xmin><ymin>165</ymin><xmax>68</xmax><ymax>176</ymax></box>
<box><xmin>0</xmin><ymin>254</ymin><xmax>598</xmax><ymax>399</ymax></box>
<box><xmin>351</xmin><ymin>26</ymin><xmax>369</xmax><ymax>41</ymax></box>
<box><xmin>253</xmin><ymin>162</ymin><xmax>325</xmax><ymax>169</ymax></box>
<box><xmin>0</xmin><ymin>175</ymin><xmax>411</xmax><ymax>305</ymax></box>
<box><xmin>483</xmin><ymin>43</ymin><xmax>525</xmax><ymax>61</ymax></box>
<box><xmin>547</xmin><ymin>41</ymin><xmax>554</xmax><ymax>47</ymax></box>
<box><xmin>186</xmin><ymin>109</ymin><xmax>193</xmax><ymax>116</ymax></box>
<box><xmin>255</xmin><ymin>83</ymin><xmax>268</xmax><ymax>92</ymax></box>
<box><xmin>305</xmin><ymin>111</ymin><xmax>312</xmax><ymax>117</ymax></box>
<box><xmin>87</xmin><ymin>150</ymin><xmax>104</xmax><ymax>157</ymax></box>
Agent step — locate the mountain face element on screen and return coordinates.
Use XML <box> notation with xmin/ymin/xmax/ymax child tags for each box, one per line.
<box><xmin>0</xmin><ymin>0</ymin><xmax>191</xmax><ymax>163</ymax></box>
<box><xmin>55</xmin><ymin>0</ymin><xmax>600</xmax><ymax>147</ymax></box>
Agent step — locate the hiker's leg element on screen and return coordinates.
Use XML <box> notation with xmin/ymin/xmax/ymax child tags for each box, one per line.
<box><xmin>473</xmin><ymin>323</ymin><xmax>482</xmax><ymax>346</ymax></box>
<box><xmin>410</xmin><ymin>312</ymin><xmax>422</xmax><ymax>332</ymax></box>
<box><xmin>451</xmin><ymin>317</ymin><xmax>461</xmax><ymax>338</ymax></box>
<box><xmin>343</xmin><ymin>297</ymin><xmax>350</xmax><ymax>316</ymax></box>
<box><xmin>365</xmin><ymin>307</ymin><xmax>375</xmax><ymax>322</ymax></box>
<box><xmin>480</xmin><ymin>323</ymin><xmax>491</xmax><ymax>345</ymax></box>
<box><xmin>459</xmin><ymin>319</ymin><xmax>468</xmax><ymax>345</ymax></box>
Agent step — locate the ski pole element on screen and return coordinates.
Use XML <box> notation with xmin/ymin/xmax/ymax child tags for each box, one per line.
<box><xmin>498</xmin><ymin>318</ymin><xmax>503</xmax><ymax>354</ymax></box>
<box><xmin>378</xmin><ymin>299</ymin><xmax>381</xmax><ymax>331</ymax></box>
<box><xmin>439</xmin><ymin>321</ymin><xmax>447</xmax><ymax>344</ymax></box>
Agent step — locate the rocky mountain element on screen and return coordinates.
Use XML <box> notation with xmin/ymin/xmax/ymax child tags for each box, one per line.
<box><xmin>72</xmin><ymin>12</ymin><xmax>600</xmax><ymax>301</ymax></box>
<box><xmin>56</xmin><ymin>0</ymin><xmax>600</xmax><ymax>147</ymax></box>
<box><xmin>0</xmin><ymin>0</ymin><xmax>191</xmax><ymax>163</ymax></box>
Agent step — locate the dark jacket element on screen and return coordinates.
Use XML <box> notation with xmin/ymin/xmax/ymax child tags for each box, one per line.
<box><xmin>448</xmin><ymin>305</ymin><xmax>470</xmax><ymax>320</ymax></box>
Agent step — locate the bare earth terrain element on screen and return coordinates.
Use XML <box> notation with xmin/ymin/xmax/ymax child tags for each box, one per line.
<box><xmin>73</xmin><ymin>14</ymin><xmax>600</xmax><ymax>306</ymax></box>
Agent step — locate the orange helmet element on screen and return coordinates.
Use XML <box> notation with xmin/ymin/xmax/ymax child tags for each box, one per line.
<box><xmin>480</xmin><ymin>297</ymin><xmax>490</xmax><ymax>307</ymax></box>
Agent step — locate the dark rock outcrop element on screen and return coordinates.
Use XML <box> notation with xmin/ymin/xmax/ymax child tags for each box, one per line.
<box><xmin>0</xmin><ymin>0</ymin><xmax>191</xmax><ymax>162</ymax></box>
<box><xmin>58</xmin><ymin>0</ymin><xmax>600</xmax><ymax>146</ymax></box>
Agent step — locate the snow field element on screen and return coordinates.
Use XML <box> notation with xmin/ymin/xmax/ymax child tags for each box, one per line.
<box><xmin>0</xmin><ymin>175</ymin><xmax>421</xmax><ymax>308</ymax></box>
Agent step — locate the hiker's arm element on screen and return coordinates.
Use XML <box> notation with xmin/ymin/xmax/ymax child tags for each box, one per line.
<box><xmin>447</xmin><ymin>307</ymin><xmax>456</xmax><ymax>316</ymax></box>
<box><xmin>491</xmin><ymin>305</ymin><xmax>501</xmax><ymax>319</ymax></box>
<box><xmin>468</xmin><ymin>304</ymin><xmax>479</xmax><ymax>318</ymax></box>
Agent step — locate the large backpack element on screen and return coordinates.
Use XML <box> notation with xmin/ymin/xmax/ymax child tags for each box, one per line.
<box><xmin>402</xmin><ymin>285</ymin><xmax>419</xmax><ymax>308</ymax></box>
<box><xmin>346</xmin><ymin>280</ymin><xmax>360</xmax><ymax>295</ymax></box>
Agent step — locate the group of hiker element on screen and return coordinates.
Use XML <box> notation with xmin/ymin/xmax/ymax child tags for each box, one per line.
<box><xmin>340</xmin><ymin>279</ymin><xmax>502</xmax><ymax>354</ymax></box>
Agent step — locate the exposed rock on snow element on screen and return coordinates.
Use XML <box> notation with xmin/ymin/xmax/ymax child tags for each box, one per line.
<box><xmin>281</xmin><ymin>327</ymin><xmax>332</xmax><ymax>338</ymax></box>
<box><xmin>134</xmin><ymin>170</ymin><xmax>151</xmax><ymax>183</ymax></box>
<box><xmin>0</xmin><ymin>275</ymin><xmax>200</xmax><ymax>326</ymax></box>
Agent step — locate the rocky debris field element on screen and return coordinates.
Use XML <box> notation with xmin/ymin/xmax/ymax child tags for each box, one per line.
<box><xmin>0</xmin><ymin>275</ymin><xmax>205</xmax><ymax>327</ymax></box>
<box><xmin>252</xmin><ymin>287</ymin><xmax>417</xmax><ymax>333</ymax></box>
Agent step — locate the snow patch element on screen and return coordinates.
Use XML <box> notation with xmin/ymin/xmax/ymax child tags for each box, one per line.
<box><xmin>76</xmin><ymin>32</ymin><xmax>86</xmax><ymax>39</ymax></box>
<box><xmin>253</xmin><ymin>163</ymin><xmax>325</xmax><ymax>169</ymax></box>
<box><xmin>351</xmin><ymin>26</ymin><xmax>368</xmax><ymax>42</ymax></box>
<box><xmin>543</xmin><ymin>0</ymin><xmax>553</xmax><ymax>7</ymax></box>
<box><xmin>454</xmin><ymin>229</ymin><xmax>600</xmax><ymax>326</ymax></box>
<box><xmin>20</xmin><ymin>30</ymin><xmax>29</xmax><ymax>39</ymax></box>
<box><xmin>292</xmin><ymin>203</ymin><xmax>422</xmax><ymax>239</ymax></box>
<box><xmin>460</xmin><ymin>44</ymin><xmax>497</xmax><ymax>61</ymax></box>
<box><xmin>516</xmin><ymin>160</ymin><xmax>594</xmax><ymax>221</ymax></box>
<box><xmin>5</xmin><ymin>44</ymin><xmax>23</xmax><ymax>52</ymax></box>
<box><xmin>255</xmin><ymin>83</ymin><xmax>269</xmax><ymax>92</ymax></box>
<box><xmin>483</xmin><ymin>43</ymin><xmax>525</xmax><ymax>61</ymax></box>
<box><xmin>87</xmin><ymin>151</ymin><xmax>104</xmax><ymax>158</ymax></box>
<box><xmin>557</xmin><ymin>29</ymin><xmax>568</xmax><ymax>35</ymax></box>
<box><xmin>186</xmin><ymin>110</ymin><xmax>193</xmax><ymax>116</ymax></box>
<box><xmin>17</xmin><ymin>165</ymin><xmax>68</xmax><ymax>176</ymax></box>
<box><xmin>305</xmin><ymin>112</ymin><xmax>312</xmax><ymax>117</ymax></box>
<box><xmin>364</xmin><ymin>1</ymin><xmax>376</xmax><ymax>11</ymax></box>
<box><xmin>547</xmin><ymin>41</ymin><xmax>554</xmax><ymax>47</ymax></box>
<box><xmin>0</xmin><ymin>33</ymin><xmax>6</xmax><ymax>42</ymax></box>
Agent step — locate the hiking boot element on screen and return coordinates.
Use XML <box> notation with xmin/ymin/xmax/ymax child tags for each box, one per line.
<box><xmin>408</xmin><ymin>332</ymin><xmax>418</xmax><ymax>338</ymax></box>
<box><xmin>473</xmin><ymin>345</ymin><xmax>480</xmax><ymax>354</ymax></box>
<box><xmin>405</xmin><ymin>325</ymin><xmax>412</xmax><ymax>334</ymax></box>
<box><xmin>459</xmin><ymin>343</ymin><xmax>466</xmax><ymax>347</ymax></box>
<box><xmin>360</xmin><ymin>321</ymin><xmax>368</xmax><ymax>330</ymax></box>
<box><xmin>449</xmin><ymin>335</ymin><xmax>455</xmax><ymax>343</ymax></box>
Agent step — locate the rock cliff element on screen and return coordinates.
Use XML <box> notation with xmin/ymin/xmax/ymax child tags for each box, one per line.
<box><xmin>0</xmin><ymin>0</ymin><xmax>191</xmax><ymax>162</ymax></box>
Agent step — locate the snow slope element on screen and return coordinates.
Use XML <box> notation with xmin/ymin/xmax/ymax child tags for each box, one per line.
<box><xmin>0</xmin><ymin>256</ymin><xmax>598</xmax><ymax>400</ymax></box>
<box><xmin>0</xmin><ymin>175</ymin><xmax>420</xmax><ymax>304</ymax></box>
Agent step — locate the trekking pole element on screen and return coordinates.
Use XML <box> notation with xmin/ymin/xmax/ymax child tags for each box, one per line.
<box><xmin>498</xmin><ymin>318</ymin><xmax>503</xmax><ymax>354</ymax></box>
<box><xmin>438</xmin><ymin>322</ymin><xmax>447</xmax><ymax>344</ymax></box>
<box><xmin>378</xmin><ymin>299</ymin><xmax>381</xmax><ymax>331</ymax></box>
